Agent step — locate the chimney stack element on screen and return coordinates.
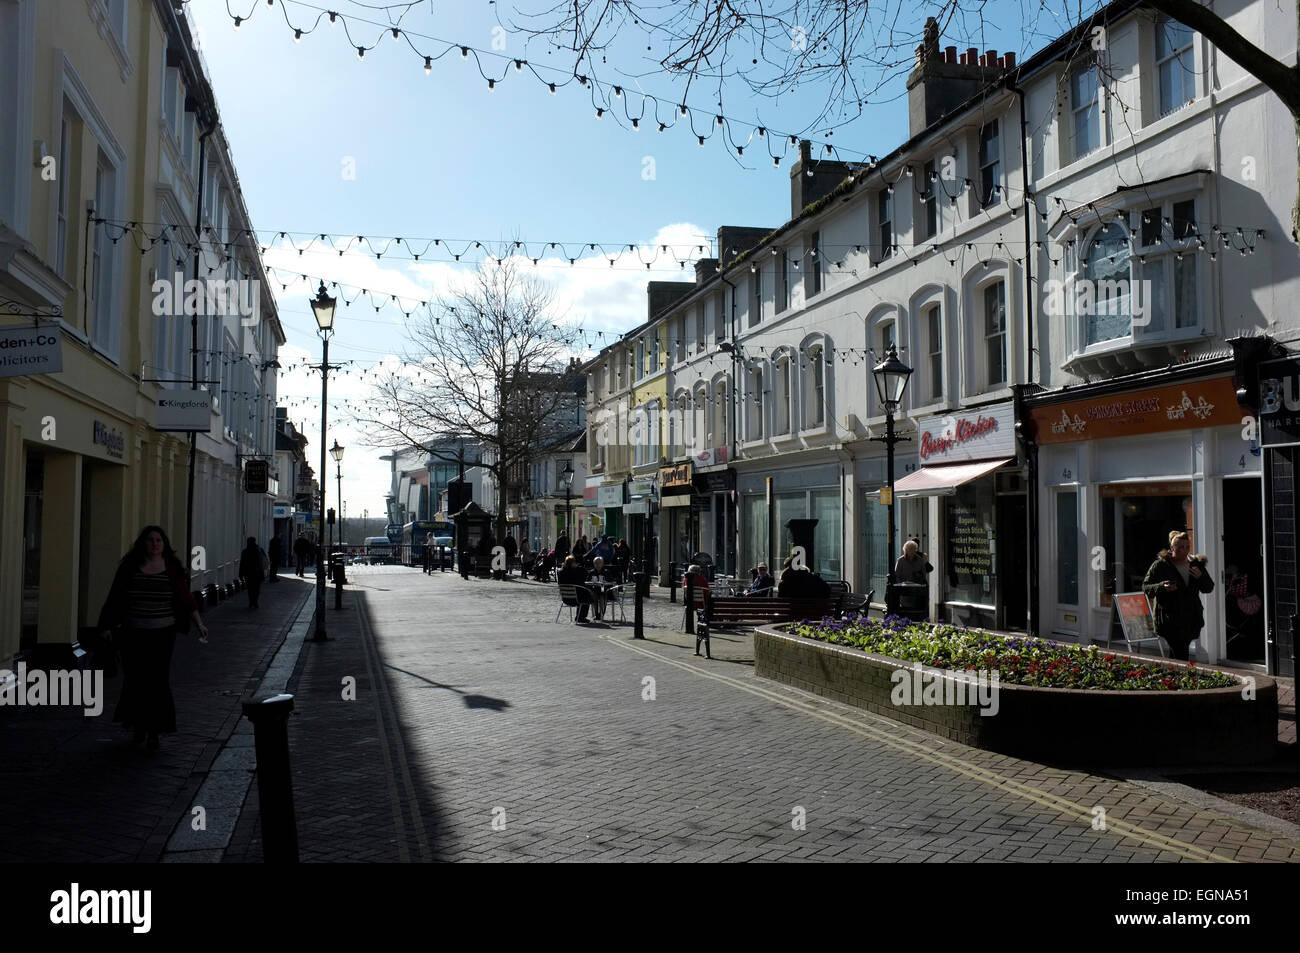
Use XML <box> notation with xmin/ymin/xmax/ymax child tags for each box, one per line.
<box><xmin>908</xmin><ymin>22</ymin><xmax>1012</xmax><ymax>137</ymax></box>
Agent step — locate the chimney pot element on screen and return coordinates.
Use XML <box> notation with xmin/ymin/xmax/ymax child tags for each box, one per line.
<box><xmin>944</xmin><ymin>46</ymin><xmax>957</xmax><ymax>64</ymax></box>
<box><xmin>966</xmin><ymin>47</ymin><xmax>978</xmax><ymax>64</ymax></box>
<box><xmin>978</xmin><ymin>53</ymin><xmax>987</xmax><ymax>66</ymax></box>
<box><xmin>987</xmin><ymin>49</ymin><xmax>997</xmax><ymax>66</ymax></box>
<box><xmin>1003</xmin><ymin>52</ymin><xmax>1015</xmax><ymax>69</ymax></box>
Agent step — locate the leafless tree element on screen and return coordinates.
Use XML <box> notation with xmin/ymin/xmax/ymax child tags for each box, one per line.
<box><xmin>360</xmin><ymin>258</ymin><xmax>585</xmax><ymax>540</ymax></box>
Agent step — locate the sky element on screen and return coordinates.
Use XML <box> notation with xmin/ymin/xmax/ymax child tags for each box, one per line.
<box><xmin>186</xmin><ymin>0</ymin><xmax>1086</xmax><ymax>522</ymax></box>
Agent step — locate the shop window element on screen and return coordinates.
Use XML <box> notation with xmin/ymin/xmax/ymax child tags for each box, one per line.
<box><xmin>1056</xmin><ymin>490</ymin><xmax>1079</xmax><ymax>605</ymax></box>
<box><xmin>945</xmin><ymin>478</ymin><xmax>997</xmax><ymax>607</ymax></box>
<box><xmin>861</xmin><ymin>494</ymin><xmax>890</xmax><ymax>602</ymax></box>
<box><xmin>811</xmin><ymin>489</ymin><xmax>842</xmax><ymax>578</ymax></box>
<box><xmin>1155</xmin><ymin>17</ymin><xmax>1195</xmax><ymax>118</ymax></box>
<box><xmin>1135</xmin><ymin>200</ymin><xmax>1200</xmax><ymax>334</ymax></box>
<box><xmin>91</xmin><ymin>151</ymin><xmax>120</xmax><ymax>358</ymax></box>
<box><xmin>1099</xmin><ymin>482</ymin><xmax>1193</xmax><ymax>606</ymax></box>
<box><xmin>743</xmin><ymin>495</ymin><xmax>769</xmax><ymax>572</ymax></box>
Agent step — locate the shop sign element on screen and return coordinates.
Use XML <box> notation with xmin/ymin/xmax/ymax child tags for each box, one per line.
<box><xmin>693</xmin><ymin>469</ymin><xmax>736</xmax><ymax>493</ymax></box>
<box><xmin>273</xmin><ymin>503</ymin><xmax>292</xmax><ymax>519</ymax></box>
<box><xmin>695</xmin><ymin>446</ymin><xmax>728</xmax><ymax>467</ymax></box>
<box><xmin>1029</xmin><ymin>376</ymin><xmax>1242</xmax><ymax>445</ymax></box>
<box><xmin>598</xmin><ymin>484</ymin><xmax>624</xmax><ymax>508</ymax></box>
<box><xmin>1258</xmin><ymin>357</ymin><xmax>1300</xmax><ymax>448</ymax></box>
<box><xmin>624</xmin><ymin>501</ymin><xmax>650</xmax><ymax>515</ymax></box>
<box><xmin>628</xmin><ymin>479</ymin><xmax>656</xmax><ymax>498</ymax></box>
<box><xmin>91</xmin><ymin>420</ymin><xmax>125</xmax><ymax>459</ymax></box>
<box><xmin>916</xmin><ymin>404</ymin><xmax>1016</xmax><ymax>463</ymax></box>
<box><xmin>660</xmin><ymin>462</ymin><xmax>692</xmax><ymax>487</ymax></box>
<box><xmin>506</xmin><ymin>505</ymin><xmax>521</xmax><ymax>522</ymax></box>
<box><xmin>156</xmin><ymin>389</ymin><xmax>214</xmax><ymax>431</ymax></box>
<box><xmin>0</xmin><ymin>325</ymin><xmax>62</xmax><ymax>378</ymax></box>
<box><xmin>244</xmin><ymin>459</ymin><xmax>269</xmax><ymax>494</ymax></box>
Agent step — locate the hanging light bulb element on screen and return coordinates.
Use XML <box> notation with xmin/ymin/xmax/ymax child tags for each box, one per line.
<box><xmin>613</xmin><ymin>86</ymin><xmax>622</xmax><ymax>97</ymax></box>
<box><xmin>631</xmin><ymin>117</ymin><xmax>639</xmax><ymax>130</ymax></box>
<box><xmin>293</xmin><ymin>28</ymin><xmax>302</xmax><ymax>42</ymax></box>
<box><xmin>424</xmin><ymin>56</ymin><xmax>432</xmax><ymax>73</ymax></box>
<box><xmin>515</xmin><ymin>59</ymin><xmax>523</xmax><ymax>71</ymax></box>
<box><xmin>679</xmin><ymin>104</ymin><xmax>687</xmax><ymax>116</ymax></box>
<box><xmin>233</xmin><ymin>16</ymin><xmax>243</xmax><ymax>28</ymax></box>
<box><xmin>658</xmin><ymin>122</ymin><xmax>666</xmax><ymax>132</ymax></box>
<box><xmin>488</xmin><ymin>79</ymin><xmax>495</xmax><ymax>90</ymax></box>
<box><xmin>460</xmin><ymin>46</ymin><xmax>468</xmax><ymax>58</ymax></box>
<box><xmin>357</xmin><ymin>46</ymin><xmax>365</xmax><ymax>60</ymax></box>
<box><xmin>698</xmin><ymin>135</ymin><xmax>705</xmax><ymax>146</ymax></box>
<box><xmin>595</xmin><ymin>107</ymin><xmax>603</xmax><ymax>119</ymax></box>
<box><xmin>548</xmin><ymin>82</ymin><xmax>556</xmax><ymax>93</ymax></box>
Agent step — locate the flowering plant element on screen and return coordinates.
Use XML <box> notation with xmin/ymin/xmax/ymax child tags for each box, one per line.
<box><xmin>789</xmin><ymin>616</ymin><xmax>1238</xmax><ymax>691</ymax></box>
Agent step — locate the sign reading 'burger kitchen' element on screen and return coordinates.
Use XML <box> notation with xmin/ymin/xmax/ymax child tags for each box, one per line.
<box><xmin>916</xmin><ymin>404</ymin><xmax>1017</xmax><ymax>464</ymax></box>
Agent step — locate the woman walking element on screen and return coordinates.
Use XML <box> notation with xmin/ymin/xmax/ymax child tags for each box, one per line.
<box><xmin>97</xmin><ymin>526</ymin><xmax>208</xmax><ymax>751</ymax></box>
<box><xmin>1142</xmin><ymin>530</ymin><xmax>1214</xmax><ymax>661</ymax></box>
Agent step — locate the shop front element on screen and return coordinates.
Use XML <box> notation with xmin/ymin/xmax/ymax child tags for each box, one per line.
<box><xmin>597</xmin><ymin>482</ymin><xmax>624</xmax><ymax>541</ymax></box>
<box><xmin>659</xmin><ymin>462</ymin><xmax>694</xmax><ymax>576</ymax></box>
<box><xmin>1029</xmin><ymin>371</ymin><xmax>1257</xmax><ymax>664</ymax></box>
<box><xmin>625</xmin><ymin>476</ymin><xmax>658</xmax><ymax>575</ymax></box>
<box><xmin>889</xmin><ymin>403</ymin><xmax>1024</xmax><ymax>631</ymax></box>
<box><xmin>737</xmin><ymin>461</ymin><xmax>843</xmax><ymax>583</ymax></box>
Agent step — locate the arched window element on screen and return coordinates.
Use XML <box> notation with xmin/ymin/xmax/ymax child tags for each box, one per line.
<box><xmin>774</xmin><ymin>352</ymin><xmax>793</xmax><ymax>435</ymax></box>
<box><xmin>693</xmin><ymin>384</ymin><xmax>708</xmax><ymax>453</ymax></box>
<box><xmin>748</xmin><ymin>364</ymin><xmax>765</xmax><ymax>440</ymax></box>
<box><xmin>804</xmin><ymin>345</ymin><xmax>826</xmax><ymax>428</ymax></box>
<box><xmin>1083</xmin><ymin>221</ymin><xmax>1132</xmax><ymax>345</ymax></box>
<box><xmin>713</xmin><ymin>379</ymin><xmax>728</xmax><ymax>448</ymax></box>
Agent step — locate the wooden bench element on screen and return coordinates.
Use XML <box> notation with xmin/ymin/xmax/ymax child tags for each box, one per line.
<box><xmin>694</xmin><ymin>596</ymin><xmax>835</xmax><ymax>659</ymax></box>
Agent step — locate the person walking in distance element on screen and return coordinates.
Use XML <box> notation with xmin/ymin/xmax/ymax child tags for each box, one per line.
<box><xmin>267</xmin><ymin>536</ymin><xmax>282</xmax><ymax>584</ymax></box>
<box><xmin>294</xmin><ymin>534</ymin><xmax>308</xmax><ymax>576</ymax></box>
<box><xmin>239</xmin><ymin>537</ymin><xmax>266</xmax><ymax>609</ymax></box>
<box><xmin>423</xmin><ymin>531</ymin><xmax>434</xmax><ymax>574</ymax></box>
<box><xmin>1142</xmin><ymin>530</ymin><xmax>1215</xmax><ymax>661</ymax></box>
<box><xmin>97</xmin><ymin>526</ymin><xmax>208</xmax><ymax>751</ymax></box>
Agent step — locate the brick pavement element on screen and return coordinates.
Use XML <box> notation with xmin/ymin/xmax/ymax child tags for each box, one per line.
<box><xmin>232</xmin><ymin>567</ymin><xmax>1300</xmax><ymax>863</ymax></box>
<box><xmin>0</xmin><ymin>574</ymin><xmax>313</xmax><ymax>862</ymax></box>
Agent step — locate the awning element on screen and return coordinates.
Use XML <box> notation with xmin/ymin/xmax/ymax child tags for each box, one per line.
<box><xmin>890</xmin><ymin>457</ymin><xmax>1012</xmax><ymax>499</ymax></box>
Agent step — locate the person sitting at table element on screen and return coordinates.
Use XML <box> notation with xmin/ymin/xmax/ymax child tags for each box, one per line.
<box><xmin>556</xmin><ymin>555</ymin><xmax>594</xmax><ymax>622</ymax></box>
<box><xmin>588</xmin><ymin>556</ymin><xmax>613</xmax><ymax>619</ymax></box>
<box><xmin>746</xmin><ymin>563</ymin><xmax>774</xmax><ymax>596</ymax></box>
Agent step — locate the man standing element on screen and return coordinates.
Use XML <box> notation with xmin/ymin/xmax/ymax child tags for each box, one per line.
<box><xmin>239</xmin><ymin>537</ymin><xmax>266</xmax><ymax>609</ymax></box>
<box><xmin>294</xmin><ymin>534</ymin><xmax>308</xmax><ymax>576</ymax></box>
<box><xmin>423</xmin><ymin>531</ymin><xmax>434</xmax><ymax>574</ymax></box>
<box><xmin>268</xmin><ymin>536</ymin><xmax>282</xmax><ymax>584</ymax></box>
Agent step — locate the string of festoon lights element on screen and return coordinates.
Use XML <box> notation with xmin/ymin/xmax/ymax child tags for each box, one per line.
<box><xmin>219</xmin><ymin>0</ymin><xmax>863</xmax><ymax>165</ymax></box>
<box><xmin>99</xmin><ymin>207</ymin><xmax>1266</xmax><ymax>301</ymax></box>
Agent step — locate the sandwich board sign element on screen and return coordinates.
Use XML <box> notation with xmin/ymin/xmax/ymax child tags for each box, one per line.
<box><xmin>1112</xmin><ymin>592</ymin><xmax>1164</xmax><ymax>655</ymax></box>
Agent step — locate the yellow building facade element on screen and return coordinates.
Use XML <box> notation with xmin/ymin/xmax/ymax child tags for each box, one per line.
<box><xmin>0</xmin><ymin>0</ymin><xmax>283</xmax><ymax>667</ymax></box>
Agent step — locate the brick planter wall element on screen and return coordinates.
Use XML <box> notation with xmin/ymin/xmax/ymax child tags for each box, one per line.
<box><xmin>754</xmin><ymin>627</ymin><xmax>1278</xmax><ymax>766</ymax></box>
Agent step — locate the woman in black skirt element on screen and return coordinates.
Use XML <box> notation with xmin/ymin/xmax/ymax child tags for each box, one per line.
<box><xmin>97</xmin><ymin>526</ymin><xmax>208</xmax><ymax>750</ymax></box>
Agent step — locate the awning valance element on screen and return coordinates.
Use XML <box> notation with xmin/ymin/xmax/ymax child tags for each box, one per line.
<box><xmin>889</xmin><ymin>457</ymin><xmax>1012</xmax><ymax>499</ymax></box>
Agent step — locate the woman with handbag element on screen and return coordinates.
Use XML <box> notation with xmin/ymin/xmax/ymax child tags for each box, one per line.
<box><xmin>1141</xmin><ymin>530</ymin><xmax>1214</xmax><ymax>662</ymax></box>
<box><xmin>97</xmin><ymin>526</ymin><xmax>208</xmax><ymax>751</ymax></box>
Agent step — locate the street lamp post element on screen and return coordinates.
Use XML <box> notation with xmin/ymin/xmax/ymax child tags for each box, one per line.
<box><xmin>311</xmin><ymin>281</ymin><xmax>337</xmax><ymax>642</ymax></box>
<box><xmin>871</xmin><ymin>344</ymin><xmax>914</xmax><ymax>583</ymax></box>
<box><xmin>560</xmin><ymin>461</ymin><xmax>574</xmax><ymax>541</ymax></box>
<box><xmin>331</xmin><ymin>439</ymin><xmax>345</xmax><ymax>554</ymax></box>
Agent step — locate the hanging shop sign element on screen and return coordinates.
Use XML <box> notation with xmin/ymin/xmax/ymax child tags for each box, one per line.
<box><xmin>156</xmin><ymin>389</ymin><xmax>214</xmax><ymax>432</ymax></box>
<box><xmin>916</xmin><ymin>404</ymin><xmax>1016</xmax><ymax>463</ymax></box>
<box><xmin>272</xmin><ymin>503</ymin><xmax>292</xmax><ymax>519</ymax></box>
<box><xmin>244</xmin><ymin>459</ymin><xmax>269</xmax><ymax>494</ymax></box>
<box><xmin>660</xmin><ymin>462</ymin><xmax>693</xmax><ymax>488</ymax></box>
<box><xmin>1258</xmin><ymin>357</ymin><xmax>1300</xmax><ymax>449</ymax></box>
<box><xmin>628</xmin><ymin>479</ymin><xmax>656</xmax><ymax>499</ymax></box>
<box><xmin>695</xmin><ymin>446</ymin><xmax>729</xmax><ymax>467</ymax></box>
<box><xmin>0</xmin><ymin>325</ymin><xmax>62</xmax><ymax>378</ymax></box>
<box><xmin>1029</xmin><ymin>376</ymin><xmax>1242</xmax><ymax>446</ymax></box>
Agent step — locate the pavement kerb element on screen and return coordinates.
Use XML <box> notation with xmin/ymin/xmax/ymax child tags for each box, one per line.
<box><xmin>159</xmin><ymin>582</ymin><xmax>315</xmax><ymax>863</ymax></box>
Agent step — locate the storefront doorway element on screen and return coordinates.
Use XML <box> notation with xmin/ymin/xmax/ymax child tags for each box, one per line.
<box><xmin>998</xmin><ymin>492</ymin><xmax>1028</xmax><ymax>630</ymax></box>
<box><xmin>1222</xmin><ymin>476</ymin><xmax>1265</xmax><ymax>665</ymax></box>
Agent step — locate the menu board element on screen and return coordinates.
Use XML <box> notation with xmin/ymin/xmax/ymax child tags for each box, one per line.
<box><xmin>947</xmin><ymin>499</ymin><xmax>993</xmax><ymax>576</ymax></box>
<box><xmin>1113</xmin><ymin>592</ymin><xmax>1159</xmax><ymax>645</ymax></box>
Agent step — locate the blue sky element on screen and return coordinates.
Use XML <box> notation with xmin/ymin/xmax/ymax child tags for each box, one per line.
<box><xmin>188</xmin><ymin>0</ymin><xmax>1089</xmax><ymax>519</ymax></box>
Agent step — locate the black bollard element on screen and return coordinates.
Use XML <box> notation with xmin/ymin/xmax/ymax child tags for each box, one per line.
<box><xmin>684</xmin><ymin>574</ymin><xmax>695</xmax><ymax>634</ymax></box>
<box><xmin>633</xmin><ymin>572</ymin><xmax>646</xmax><ymax>639</ymax></box>
<box><xmin>333</xmin><ymin>556</ymin><xmax>344</xmax><ymax>610</ymax></box>
<box><xmin>241</xmin><ymin>693</ymin><xmax>299</xmax><ymax>863</ymax></box>
<box><xmin>669</xmin><ymin>561</ymin><xmax>677</xmax><ymax>603</ymax></box>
